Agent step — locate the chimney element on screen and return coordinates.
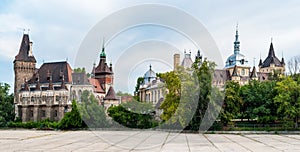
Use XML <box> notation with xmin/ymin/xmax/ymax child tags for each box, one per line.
<box><xmin>28</xmin><ymin>42</ymin><xmax>33</xmax><ymax>57</ymax></box>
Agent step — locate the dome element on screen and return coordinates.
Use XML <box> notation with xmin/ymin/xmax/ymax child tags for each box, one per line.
<box><xmin>225</xmin><ymin>52</ymin><xmax>248</xmax><ymax>68</ymax></box>
<box><xmin>143</xmin><ymin>65</ymin><xmax>156</xmax><ymax>84</ymax></box>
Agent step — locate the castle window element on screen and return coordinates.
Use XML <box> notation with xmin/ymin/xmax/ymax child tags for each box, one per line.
<box><xmin>54</xmin><ymin>110</ymin><xmax>58</xmax><ymax>117</ymax></box>
<box><xmin>30</xmin><ymin>110</ymin><xmax>34</xmax><ymax>118</ymax></box>
<box><xmin>41</xmin><ymin>110</ymin><xmax>46</xmax><ymax>117</ymax></box>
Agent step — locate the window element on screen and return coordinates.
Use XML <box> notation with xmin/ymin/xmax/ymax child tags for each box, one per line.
<box><xmin>54</xmin><ymin>110</ymin><xmax>58</xmax><ymax>117</ymax></box>
<box><xmin>242</xmin><ymin>69</ymin><xmax>245</xmax><ymax>75</ymax></box>
<box><xmin>30</xmin><ymin>110</ymin><xmax>34</xmax><ymax>117</ymax></box>
<box><xmin>41</xmin><ymin>110</ymin><xmax>46</xmax><ymax>117</ymax></box>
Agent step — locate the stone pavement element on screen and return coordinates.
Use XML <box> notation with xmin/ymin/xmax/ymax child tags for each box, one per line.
<box><xmin>1</xmin><ymin>130</ymin><xmax>300</xmax><ymax>151</ymax></box>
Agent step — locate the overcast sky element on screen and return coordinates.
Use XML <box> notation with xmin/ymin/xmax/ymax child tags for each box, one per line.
<box><xmin>1</xmin><ymin>0</ymin><xmax>300</xmax><ymax>94</ymax></box>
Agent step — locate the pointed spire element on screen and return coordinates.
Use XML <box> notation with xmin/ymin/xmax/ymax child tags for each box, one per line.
<box><xmin>24</xmin><ymin>78</ymin><xmax>29</xmax><ymax>91</ymax></box>
<box><xmin>48</xmin><ymin>71</ymin><xmax>53</xmax><ymax>90</ymax></box>
<box><xmin>35</xmin><ymin>74</ymin><xmax>40</xmax><ymax>91</ymax></box>
<box><xmin>250</xmin><ymin>66</ymin><xmax>257</xmax><ymax>78</ymax></box>
<box><xmin>233</xmin><ymin>24</ymin><xmax>240</xmax><ymax>54</ymax></box>
<box><xmin>61</xmin><ymin>74</ymin><xmax>66</xmax><ymax>90</ymax></box>
<box><xmin>14</xmin><ymin>33</ymin><xmax>36</xmax><ymax>63</ymax></box>
<box><xmin>281</xmin><ymin>51</ymin><xmax>285</xmax><ymax>65</ymax></box>
<box><xmin>232</xmin><ymin>65</ymin><xmax>238</xmax><ymax>76</ymax></box>
<box><xmin>100</xmin><ymin>38</ymin><xmax>106</xmax><ymax>58</ymax></box>
<box><xmin>268</xmin><ymin>40</ymin><xmax>275</xmax><ymax>57</ymax></box>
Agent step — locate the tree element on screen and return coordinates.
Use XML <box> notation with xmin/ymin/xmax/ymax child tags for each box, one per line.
<box><xmin>188</xmin><ymin>59</ymin><xmax>216</xmax><ymax>131</ymax></box>
<box><xmin>107</xmin><ymin>101</ymin><xmax>157</xmax><ymax>129</ymax></box>
<box><xmin>274</xmin><ymin>76</ymin><xmax>300</xmax><ymax>128</ymax></box>
<box><xmin>134</xmin><ymin>77</ymin><xmax>144</xmax><ymax>101</ymax></box>
<box><xmin>219</xmin><ymin>81</ymin><xmax>242</xmax><ymax>127</ymax></box>
<box><xmin>240</xmin><ymin>80</ymin><xmax>277</xmax><ymax>123</ymax></box>
<box><xmin>288</xmin><ymin>55</ymin><xmax>300</xmax><ymax>75</ymax></box>
<box><xmin>77</xmin><ymin>90</ymin><xmax>109</xmax><ymax>128</ymax></box>
<box><xmin>0</xmin><ymin>83</ymin><xmax>14</xmax><ymax>127</ymax></box>
<box><xmin>58</xmin><ymin>101</ymin><xmax>86</xmax><ymax>129</ymax></box>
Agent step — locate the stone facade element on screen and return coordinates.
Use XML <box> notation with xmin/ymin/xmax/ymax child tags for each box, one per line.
<box><xmin>14</xmin><ymin>34</ymin><xmax>120</xmax><ymax>122</ymax></box>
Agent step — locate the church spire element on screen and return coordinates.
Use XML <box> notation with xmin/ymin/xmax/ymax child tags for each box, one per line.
<box><xmin>234</xmin><ymin>24</ymin><xmax>240</xmax><ymax>54</ymax></box>
<box><xmin>100</xmin><ymin>38</ymin><xmax>106</xmax><ymax>58</ymax></box>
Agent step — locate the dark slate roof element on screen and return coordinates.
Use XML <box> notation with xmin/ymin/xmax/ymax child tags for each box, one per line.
<box><xmin>14</xmin><ymin>34</ymin><xmax>36</xmax><ymax>63</ymax></box>
<box><xmin>260</xmin><ymin>42</ymin><xmax>284</xmax><ymax>68</ymax></box>
<box><xmin>232</xmin><ymin>65</ymin><xmax>238</xmax><ymax>76</ymax></box>
<box><xmin>213</xmin><ymin>69</ymin><xmax>229</xmax><ymax>82</ymax></box>
<box><xmin>28</xmin><ymin>61</ymin><xmax>72</xmax><ymax>84</ymax></box>
<box><xmin>94</xmin><ymin>48</ymin><xmax>113</xmax><ymax>75</ymax></box>
<box><xmin>72</xmin><ymin>73</ymin><xmax>90</xmax><ymax>85</ymax></box>
<box><xmin>103</xmin><ymin>86</ymin><xmax>118</xmax><ymax>100</ymax></box>
<box><xmin>250</xmin><ymin>66</ymin><xmax>257</xmax><ymax>78</ymax></box>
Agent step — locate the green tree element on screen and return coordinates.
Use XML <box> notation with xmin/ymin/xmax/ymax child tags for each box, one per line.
<box><xmin>0</xmin><ymin>83</ymin><xmax>14</xmax><ymax>127</ymax></box>
<box><xmin>107</xmin><ymin>101</ymin><xmax>157</xmax><ymax>129</ymax></box>
<box><xmin>188</xmin><ymin>60</ymin><xmax>216</xmax><ymax>131</ymax></box>
<box><xmin>240</xmin><ymin>80</ymin><xmax>277</xmax><ymax>123</ymax></box>
<box><xmin>134</xmin><ymin>77</ymin><xmax>144</xmax><ymax>101</ymax></box>
<box><xmin>77</xmin><ymin>90</ymin><xmax>109</xmax><ymax>128</ymax></box>
<box><xmin>159</xmin><ymin>69</ymin><xmax>181</xmax><ymax>127</ymax></box>
<box><xmin>274</xmin><ymin>76</ymin><xmax>300</xmax><ymax>128</ymax></box>
<box><xmin>58</xmin><ymin>101</ymin><xmax>86</xmax><ymax>129</ymax></box>
<box><xmin>220</xmin><ymin>81</ymin><xmax>242</xmax><ymax>127</ymax></box>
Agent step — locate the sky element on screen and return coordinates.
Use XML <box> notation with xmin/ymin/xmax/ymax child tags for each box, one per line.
<box><xmin>1</xmin><ymin>0</ymin><xmax>300</xmax><ymax>94</ymax></box>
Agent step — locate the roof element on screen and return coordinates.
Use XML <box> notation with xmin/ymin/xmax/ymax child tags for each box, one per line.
<box><xmin>94</xmin><ymin>47</ymin><xmax>113</xmax><ymax>75</ymax></box>
<box><xmin>181</xmin><ymin>52</ymin><xmax>193</xmax><ymax>68</ymax></box>
<box><xmin>213</xmin><ymin>69</ymin><xmax>229</xmax><ymax>82</ymax></box>
<box><xmin>143</xmin><ymin>65</ymin><xmax>156</xmax><ymax>84</ymax></box>
<box><xmin>88</xmin><ymin>78</ymin><xmax>105</xmax><ymax>93</ymax></box>
<box><xmin>14</xmin><ymin>34</ymin><xmax>36</xmax><ymax>63</ymax></box>
<box><xmin>28</xmin><ymin>61</ymin><xmax>73</xmax><ymax>84</ymax></box>
<box><xmin>72</xmin><ymin>73</ymin><xmax>90</xmax><ymax>85</ymax></box>
<box><xmin>260</xmin><ymin>42</ymin><xmax>284</xmax><ymax>68</ymax></box>
<box><xmin>103</xmin><ymin>86</ymin><xmax>118</xmax><ymax>100</ymax></box>
<box><xmin>225</xmin><ymin>52</ymin><xmax>248</xmax><ymax>68</ymax></box>
<box><xmin>232</xmin><ymin>65</ymin><xmax>238</xmax><ymax>76</ymax></box>
<box><xmin>250</xmin><ymin>66</ymin><xmax>257</xmax><ymax>78</ymax></box>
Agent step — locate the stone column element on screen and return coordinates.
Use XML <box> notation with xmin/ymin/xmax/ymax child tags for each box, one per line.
<box><xmin>33</xmin><ymin>105</ymin><xmax>39</xmax><ymax>122</ymax></box>
<box><xmin>22</xmin><ymin>106</ymin><xmax>28</xmax><ymax>122</ymax></box>
<box><xmin>46</xmin><ymin>106</ymin><xmax>52</xmax><ymax>120</ymax></box>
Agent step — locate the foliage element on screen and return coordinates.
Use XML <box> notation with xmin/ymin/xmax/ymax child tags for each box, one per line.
<box><xmin>8</xmin><ymin>119</ymin><xmax>59</xmax><ymax>129</ymax></box>
<box><xmin>188</xmin><ymin>60</ymin><xmax>216</xmax><ymax>131</ymax></box>
<box><xmin>116</xmin><ymin>91</ymin><xmax>132</xmax><ymax>97</ymax></box>
<box><xmin>77</xmin><ymin>90</ymin><xmax>109</xmax><ymax>128</ymax></box>
<box><xmin>0</xmin><ymin>83</ymin><xmax>14</xmax><ymax>127</ymax></box>
<box><xmin>134</xmin><ymin>77</ymin><xmax>144</xmax><ymax>101</ymax></box>
<box><xmin>58</xmin><ymin>100</ymin><xmax>86</xmax><ymax>129</ymax></box>
<box><xmin>219</xmin><ymin>81</ymin><xmax>242</xmax><ymax>126</ymax></box>
<box><xmin>239</xmin><ymin>80</ymin><xmax>277</xmax><ymax>123</ymax></box>
<box><xmin>74</xmin><ymin>67</ymin><xmax>86</xmax><ymax>73</ymax></box>
<box><xmin>274</xmin><ymin>76</ymin><xmax>300</xmax><ymax>128</ymax></box>
<box><xmin>107</xmin><ymin>101</ymin><xmax>158</xmax><ymax>129</ymax></box>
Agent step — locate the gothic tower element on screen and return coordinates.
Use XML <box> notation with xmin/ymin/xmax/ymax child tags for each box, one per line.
<box><xmin>13</xmin><ymin>34</ymin><xmax>36</xmax><ymax>98</ymax></box>
<box><xmin>94</xmin><ymin>42</ymin><xmax>114</xmax><ymax>94</ymax></box>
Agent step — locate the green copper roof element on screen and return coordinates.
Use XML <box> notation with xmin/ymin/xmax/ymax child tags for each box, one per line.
<box><xmin>100</xmin><ymin>47</ymin><xmax>106</xmax><ymax>57</ymax></box>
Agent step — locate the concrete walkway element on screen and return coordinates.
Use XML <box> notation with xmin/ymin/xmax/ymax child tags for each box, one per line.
<box><xmin>1</xmin><ymin>130</ymin><xmax>300</xmax><ymax>151</ymax></box>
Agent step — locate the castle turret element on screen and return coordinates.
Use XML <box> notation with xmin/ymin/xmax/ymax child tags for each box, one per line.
<box><xmin>14</xmin><ymin>34</ymin><xmax>36</xmax><ymax>101</ymax></box>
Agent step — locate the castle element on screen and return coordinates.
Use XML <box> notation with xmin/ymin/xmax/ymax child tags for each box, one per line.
<box><xmin>138</xmin><ymin>25</ymin><xmax>286</xmax><ymax>105</ymax></box>
<box><xmin>14</xmin><ymin>33</ymin><xmax>120</xmax><ymax>122</ymax></box>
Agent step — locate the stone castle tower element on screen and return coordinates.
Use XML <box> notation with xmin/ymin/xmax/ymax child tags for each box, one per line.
<box><xmin>93</xmin><ymin>43</ymin><xmax>114</xmax><ymax>94</ymax></box>
<box><xmin>13</xmin><ymin>34</ymin><xmax>36</xmax><ymax>99</ymax></box>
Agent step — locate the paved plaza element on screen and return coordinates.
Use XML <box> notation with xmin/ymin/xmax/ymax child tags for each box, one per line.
<box><xmin>1</xmin><ymin>130</ymin><xmax>300</xmax><ymax>151</ymax></box>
